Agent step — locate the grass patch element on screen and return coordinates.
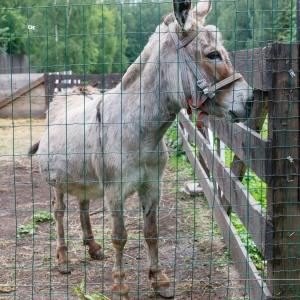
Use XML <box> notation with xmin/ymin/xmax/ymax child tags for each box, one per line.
<box><xmin>225</xmin><ymin>147</ymin><xmax>266</xmax><ymax>209</ymax></box>
<box><xmin>73</xmin><ymin>280</ymin><xmax>110</xmax><ymax>300</ymax></box>
<box><xmin>243</xmin><ymin>171</ymin><xmax>266</xmax><ymax>209</ymax></box>
<box><xmin>231</xmin><ymin>213</ymin><xmax>265</xmax><ymax>273</ymax></box>
<box><xmin>166</xmin><ymin>121</ymin><xmax>194</xmax><ymax>179</ymax></box>
<box><xmin>17</xmin><ymin>210</ymin><xmax>53</xmax><ymax>237</ymax></box>
<box><xmin>17</xmin><ymin>222</ymin><xmax>37</xmax><ymax>236</ymax></box>
<box><xmin>223</xmin><ymin>143</ymin><xmax>266</xmax><ymax>272</ymax></box>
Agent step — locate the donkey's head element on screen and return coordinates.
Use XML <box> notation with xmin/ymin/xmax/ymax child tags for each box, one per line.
<box><xmin>169</xmin><ymin>0</ymin><xmax>253</xmax><ymax>122</ymax></box>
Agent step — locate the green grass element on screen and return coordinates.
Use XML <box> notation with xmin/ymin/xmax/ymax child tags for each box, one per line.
<box><xmin>243</xmin><ymin>171</ymin><xmax>266</xmax><ymax>209</ymax></box>
<box><xmin>166</xmin><ymin>121</ymin><xmax>195</xmax><ymax>178</ymax></box>
<box><xmin>73</xmin><ymin>280</ymin><xmax>110</xmax><ymax>300</ymax></box>
<box><xmin>225</xmin><ymin>147</ymin><xmax>266</xmax><ymax>209</ymax></box>
<box><xmin>17</xmin><ymin>211</ymin><xmax>53</xmax><ymax>237</ymax></box>
<box><xmin>223</xmin><ymin>145</ymin><xmax>266</xmax><ymax>272</ymax></box>
<box><xmin>231</xmin><ymin>213</ymin><xmax>265</xmax><ymax>272</ymax></box>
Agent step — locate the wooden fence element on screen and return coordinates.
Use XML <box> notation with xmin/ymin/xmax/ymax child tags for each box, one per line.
<box><xmin>179</xmin><ymin>43</ymin><xmax>299</xmax><ymax>299</ymax></box>
<box><xmin>0</xmin><ymin>54</ymin><xmax>30</xmax><ymax>74</ymax></box>
<box><xmin>45</xmin><ymin>73</ymin><xmax>121</xmax><ymax>102</ymax></box>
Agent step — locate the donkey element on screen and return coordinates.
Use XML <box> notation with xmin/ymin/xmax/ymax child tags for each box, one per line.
<box><xmin>30</xmin><ymin>0</ymin><xmax>253</xmax><ymax>298</ymax></box>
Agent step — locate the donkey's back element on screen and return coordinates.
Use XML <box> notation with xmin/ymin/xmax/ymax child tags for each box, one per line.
<box><xmin>36</xmin><ymin>87</ymin><xmax>103</xmax><ymax>198</ymax></box>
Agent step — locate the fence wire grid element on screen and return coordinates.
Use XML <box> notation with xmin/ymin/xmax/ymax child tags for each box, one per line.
<box><xmin>0</xmin><ymin>1</ymin><xmax>299</xmax><ymax>299</ymax></box>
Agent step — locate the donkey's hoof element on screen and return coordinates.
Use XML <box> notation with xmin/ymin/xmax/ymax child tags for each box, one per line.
<box><xmin>111</xmin><ymin>284</ymin><xmax>130</xmax><ymax>300</ymax></box>
<box><xmin>89</xmin><ymin>249</ymin><xmax>104</xmax><ymax>260</ymax></box>
<box><xmin>150</xmin><ymin>269</ymin><xmax>174</xmax><ymax>299</ymax></box>
<box><xmin>88</xmin><ymin>241</ymin><xmax>104</xmax><ymax>260</ymax></box>
<box><xmin>155</xmin><ymin>287</ymin><xmax>175</xmax><ymax>299</ymax></box>
<box><xmin>57</xmin><ymin>262</ymin><xmax>74</xmax><ymax>275</ymax></box>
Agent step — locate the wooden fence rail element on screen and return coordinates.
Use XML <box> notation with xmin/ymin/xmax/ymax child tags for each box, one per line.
<box><xmin>179</xmin><ymin>43</ymin><xmax>299</xmax><ymax>299</ymax></box>
<box><xmin>45</xmin><ymin>73</ymin><xmax>121</xmax><ymax>102</ymax></box>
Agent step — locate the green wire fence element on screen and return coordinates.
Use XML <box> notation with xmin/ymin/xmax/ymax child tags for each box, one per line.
<box><xmin>0</xmin><ymin>1</ymin><xmax>299</xmax><ymax>299</ymax></box>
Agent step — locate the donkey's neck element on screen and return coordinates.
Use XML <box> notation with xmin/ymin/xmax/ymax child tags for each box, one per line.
<box><xmin>120</xmin><ymin>27</ymin><xmax>183</xmax><ymax>145</ymax></box>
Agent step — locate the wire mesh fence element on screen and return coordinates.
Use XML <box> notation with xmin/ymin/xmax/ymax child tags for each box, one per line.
<box><xmin>0</xmin><ymin>1</ymin><xmax>299</xmax><ymax>299</ymax></box>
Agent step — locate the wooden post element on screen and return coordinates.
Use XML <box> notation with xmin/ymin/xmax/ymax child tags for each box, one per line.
<box><xmin>266</xmin><ymin>43</ymin><xmax>300</xmax><ymax>297</ymax></box>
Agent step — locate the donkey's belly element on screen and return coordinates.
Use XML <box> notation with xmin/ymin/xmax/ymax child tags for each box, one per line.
<box><xmin>61</xmin><ymin>182</ymin><xmax>103</xmax><ymax>200</ymax></box>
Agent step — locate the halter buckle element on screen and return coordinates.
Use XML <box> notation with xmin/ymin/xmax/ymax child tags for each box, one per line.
<box><xmin>202</xmin><ymin>87</ymin><xmax>215</xmax><ymax>99</ymax></box>
<box><xmin>197</xmin><ymin>80</ymin><xmax>215</xmax><ymax>99</ymax></box>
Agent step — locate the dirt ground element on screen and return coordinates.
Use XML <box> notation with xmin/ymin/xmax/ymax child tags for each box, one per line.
<box><xmin>0</xmin><ymin>119</ymin><xmax>246</xmax><ymax>300</ymax></box>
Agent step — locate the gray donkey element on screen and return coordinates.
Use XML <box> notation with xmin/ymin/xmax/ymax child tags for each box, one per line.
<box><xmin>30</xmin><ymin>0</ymin><xmax>253</xmax><ymax>299</ymax></box>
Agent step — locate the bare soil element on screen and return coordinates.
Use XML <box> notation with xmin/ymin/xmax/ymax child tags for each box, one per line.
<box><xmin>0</xmin><ymin>119</ymin><xmax>246</xmax><ymax>300</ymax></box>
<box><xmin>0</xmin><ymin>157</ymin><xmax>247</xmax><ymax>300</ymax></box>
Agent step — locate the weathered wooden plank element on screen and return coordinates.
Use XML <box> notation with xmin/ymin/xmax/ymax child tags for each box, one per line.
<box><xmin>45</xmin><ymin>73</ymin><xmax>121</xmax><ymax>102</ymax></box>
<box><xmin>0</xmin><ymin>53</ymin><xmax>29</xmax><ymax>74</ymax></box>
<box><xmin>229</xmin><ymin>48</ymin><xmax>271</xmax><ymax>91</ymax></box>
<box><xmin>0</xmin><ymin>74</ymin><xmax>45</xmax><ymax>109</ymax></box>
<box><xmin>220</xmin><ymin>90</ymin><xmax>268</xmax><ymax>212</ymax></box>
<box><xmin>180</xmin><ymin>128</ymin><xmax>272</xmax><ymax>300</ymax></box>
<box><xmin>179</xmin><ymin>112</ymin><xmax>269</xmax><ymax>256</ymax></box>
<box><xmin>266</xmin><ymin>43</ymin><xmax>300</xmax><ymax>296</ymax></box>
<box><xmin>202</xmin><ymin>116</ymin><xmax>268</xmax><ymax>181</ymax></box>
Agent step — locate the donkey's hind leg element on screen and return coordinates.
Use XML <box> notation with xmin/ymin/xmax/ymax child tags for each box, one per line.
<box><xmin>53</xmin><ymin>187</ymin><xmax>72</xmax><ymax>274</ymax></box>
<box><xmin>139</xmin><ymin>184</ymin><xmax>174</xmax><ymax>299</ymax></box>
<box><xmin>79</xmin><ymin>199</ymin><xmax>104</xmax><ymax>260</ymax></box>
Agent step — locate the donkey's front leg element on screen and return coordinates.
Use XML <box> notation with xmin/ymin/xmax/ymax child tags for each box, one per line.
<box><xmin>139</xmin><ymin>186</ymin><xmax>174</xmax><ymax>299</ymax></box>
<box><xmin>79</xmin><ymin>199</ymin><xmax>104</xmax><ymax>260</ymax></box>
<box><xmin>109</xmin><ymin>202</ymin><xmax>129</xmax><ymax>300</ymax></box>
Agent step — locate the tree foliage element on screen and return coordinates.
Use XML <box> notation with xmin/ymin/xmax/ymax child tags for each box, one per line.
<box><xmin>0</xmin><ymin>0</ymin><xmax>297</xmax><ymax>72</ymax></box>
<box><xmin>123</xmin><ymin>1</ymin><xmax>171</xmax><ymax>64</ymax></box>
<box><xmin>0</xmin><ymin>6</ymin><xmax>27</xmax><ymax>54</ymax></box>
<box><xmin>27</xmin><ymin>0</ymin><xmax>129</xmax><ymax>73</ymax></box>
<box><xmin>208</xmin><ymin>0</ymin><xmax>297</xmax><ymax>51</ymax></box>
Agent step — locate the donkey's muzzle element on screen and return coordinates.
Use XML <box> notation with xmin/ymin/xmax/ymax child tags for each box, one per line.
<box><xmin>229</xmin><ymin>95</ymin><xmax>254</xmax><ymax>123</ymax></box>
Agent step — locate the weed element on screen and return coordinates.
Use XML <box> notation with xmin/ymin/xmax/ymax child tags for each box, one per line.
<box><xmin>224</xmin><ymin>148</ymin><xmax>266</xmax><ymax>209</ymax></box>
<box><xmin>17</xmin><ymin>210</ymin><xmax>54</xmax><ymax>237</ymax></box>
<box><xmin>166</xmin><ymin>123</ymin><xmax>195</xmax><ymax>179</ymax></box>
<box><xmin>214</xmin><ymin>251</ymin><xmax>232</xmax><ymax>267</ymax></box>
<box><xmin>231</xmin><ymin>213</ymin><xmax>265</xmax><ymax>271</ymax></box>
<box><xmin>17</xmin><ymin>222</ymin><xmax>37</xmax><ymax>236</ymax></box>
<box><xmin>73</xmin><ymin>280</ymin><xmax>110</xmax><ymax>300</ymax></box>
<box><xmin>42</xmin><ymin>255</ymin><xmax>50</xmax><ymax>262</ymax></box>
<box><xmin>34</xmin><ymin>211</ymin><xmax>53</xmax><ymax>223</ymax></box>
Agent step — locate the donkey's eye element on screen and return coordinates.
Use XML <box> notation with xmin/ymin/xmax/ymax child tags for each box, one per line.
<box><xmin>207</xmin><ymin>51</ymin><xmax>222</xmax><ymax>60</ymax></box>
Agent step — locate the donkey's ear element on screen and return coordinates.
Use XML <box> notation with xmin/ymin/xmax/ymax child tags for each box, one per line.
<box><xmin>173</xmin><ymin>0</ymin><xmax>193</xmax><ymax>31</ymax></box>
<box><xmin>193</xmin><ymin>0</ymin><xmax>212</xmax><ymax>24</ymax></box>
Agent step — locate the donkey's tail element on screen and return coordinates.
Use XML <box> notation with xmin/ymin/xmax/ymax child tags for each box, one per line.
<box><xmin>28</xmin><ymin>141</ymin><xmax>40</xmax><ymax>156</ymax></box>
